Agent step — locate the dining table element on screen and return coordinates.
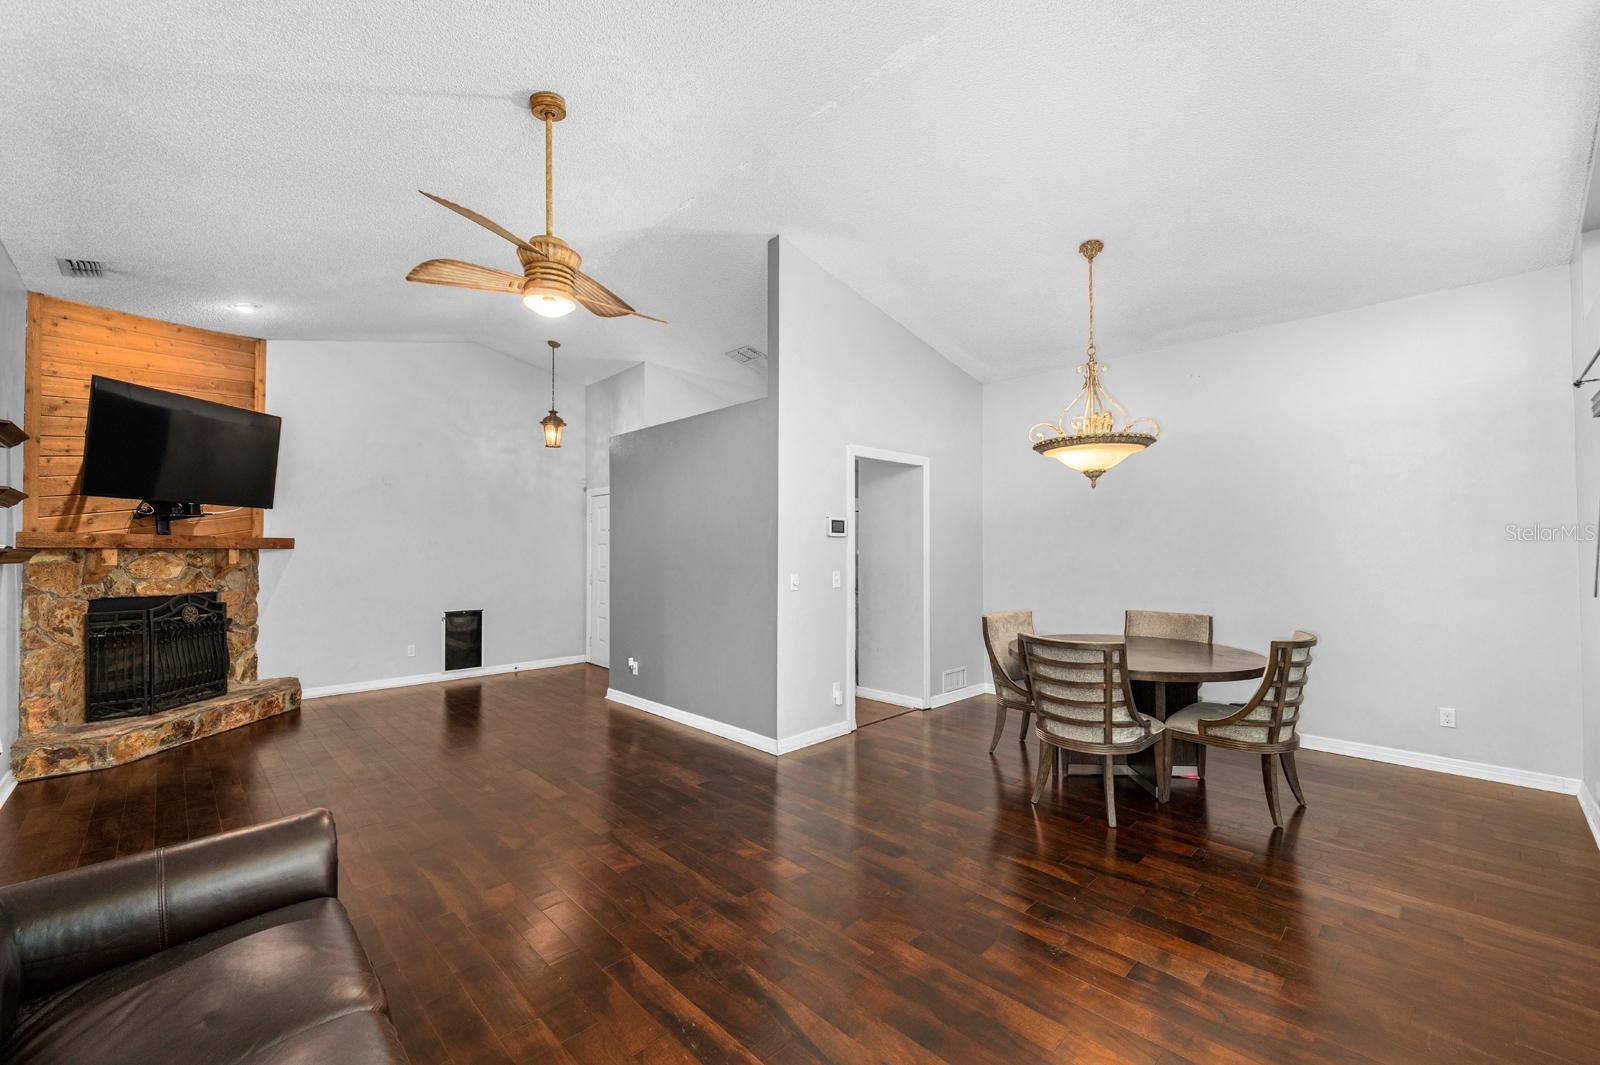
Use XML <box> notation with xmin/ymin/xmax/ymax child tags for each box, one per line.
<box><xmin>1008</xmin><ymin>632</ymin><xmax>1268</xmax><ymax>789</ymax></box>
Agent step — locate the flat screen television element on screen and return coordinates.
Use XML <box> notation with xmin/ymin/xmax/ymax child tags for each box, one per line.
<box><xmin>81</xmin><ymin>377</ymin><xmax>282</xmax><ymax>531</ymax></box>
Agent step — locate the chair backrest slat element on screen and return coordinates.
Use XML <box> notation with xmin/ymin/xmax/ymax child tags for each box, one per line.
<box><xmin>1221</xmin><ymin>629</ymin><xmax>1317</xmax><ymax>744</ymax></box>
<box><xmin>1018</xmin><ymin>635</ymin><xmax>1152</xmax><ymax>745</ymax></box>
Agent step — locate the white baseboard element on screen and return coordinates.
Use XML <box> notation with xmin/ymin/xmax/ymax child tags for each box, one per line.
<box><xmin>0</xmin><ymin>770</ymin><xmax>15</xmax><ymax>810</ymax></box>
<box><xmin>1579</xmin><ymin>784</ymin><xmax>1600</xmax><ymax>851</ymax></box>
<box><xmin>856</xmin><ymin>687</ymin><xmax>924</xmax><ymax>710</ymax></box>
<box><xmin>605</xmin><ymin>688</ymin><xmax>780</xmax><ymax>755</ymax></box>
<box><xmin>777</xmin><ymin>719</ymin><xmax>854</xmax><ymax>754</ymax></box>
<box><xmin>930</xmin><ymin>682</ymin><xmax>995</xmax><ymax>709</ymax></box>
<box><xmin>303</xmin><ymin>655</ymin><xmax>588</xmax><ymax>700</ymax></box>
<box><xmin>1298</xmin><ymin>733</ymin><xmax>1581</xmax><ymax>795</ymax></box>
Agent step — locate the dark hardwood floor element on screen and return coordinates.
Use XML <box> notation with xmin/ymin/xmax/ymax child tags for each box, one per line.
<box><xmin>855</xmin><ymin>697</ymin><xmax>915</xmax><ymax>728</ymax></box>
<box><xmin>1</xmin><ymin>664</ymin><xmax>1597</xmax><ymax>1063</ymax></box>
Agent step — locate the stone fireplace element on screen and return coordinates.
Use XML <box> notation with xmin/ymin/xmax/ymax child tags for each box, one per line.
<box><xmin>12</xmin><ymin>548</ymin><xmax>300</xmax><ymax>781</ymax></box>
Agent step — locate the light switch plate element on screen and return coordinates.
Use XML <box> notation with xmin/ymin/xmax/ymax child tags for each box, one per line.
<box><xmin>789</xmin><ymin>573</ymin><xmax>800</xmax><ymax>591</ymax></box>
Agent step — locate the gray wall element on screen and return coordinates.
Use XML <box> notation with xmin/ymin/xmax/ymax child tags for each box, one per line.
<box><xmin>0</xmin><ymin>241</ymin><xmax>23</xmax><ymax>758</ymax></box>
<box><xmin>259</xmin><ymin>340</ymin><xmax>587</xmax><ymax>690</ymax></box>
<box><xmin>773</xmin><ymin>237</ymin><xmax>985</xmax><ymax>741</ymax></box>
<box><xmin>985</xmin><ymin>266</ymin><xmax>1583</xmax><ymax>779</ymax></box>
<box><xmin>856</xmin><ymin>458</ymin><xmax>923</xmax><ymax>700</ymax></box>
<box><xmin>608</xmin><ymin>395</ymin><xmax>778</xmax><ymax>737</ymax></box>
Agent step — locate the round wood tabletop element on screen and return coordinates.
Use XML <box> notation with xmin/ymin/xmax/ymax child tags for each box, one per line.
<box><xmin>1011</xmin><ymin>633</ymin><xmax>1267</xmax><ymax>684</ymax></box>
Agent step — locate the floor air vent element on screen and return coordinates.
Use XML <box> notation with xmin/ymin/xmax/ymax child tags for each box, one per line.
<box><xmin>443</xmin><ymin>610</ymin><xmax>483</xmax><ymax>671</ymax></box>
<box><xmin>941</xmin><ymin>667</ymin><xmax>967</xmax><ymax>694</ymax></box>
<box><xmin>57</xmin><ymin>258</ymin><xmax>107</xmax><ymax>278</ymax></box>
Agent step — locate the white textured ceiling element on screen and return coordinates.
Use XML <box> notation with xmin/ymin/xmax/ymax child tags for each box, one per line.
<box><xmin>3</xmin><ymin>0</ymin><xmax>1599</xmax><ymax>384</ymax></box>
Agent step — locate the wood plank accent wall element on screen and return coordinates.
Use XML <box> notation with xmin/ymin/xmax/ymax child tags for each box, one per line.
<box><xmin>22</xmin><ymin>294</ymin><xmax>267</xmax><ymax>541</ymax></box>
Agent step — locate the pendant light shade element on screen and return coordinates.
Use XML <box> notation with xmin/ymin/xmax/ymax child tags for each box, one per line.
<box><xmin>1028</xmin><ymin>240</ymin><xmax>1160</xmax><ymax>487</ymax></box>
<box><xmin>541</xmin><ymin>339</ymin><xmax>566</xmax><ymax>448</ymax></box>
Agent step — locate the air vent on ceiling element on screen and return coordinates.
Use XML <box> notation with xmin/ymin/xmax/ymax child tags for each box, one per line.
<box><xmin>57</xmin><ymin>258</ymin><xmax>107</xmax><ymax>278</ymax></box>
<box><xmin>724</xmin><ymin>345</ymin><xmax>767</xmax><ymax>365</ymax></box>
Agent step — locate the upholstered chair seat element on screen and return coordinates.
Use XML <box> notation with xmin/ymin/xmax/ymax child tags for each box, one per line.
<box><xmin>1039</xmin><ymin>716</ymin><xmax>1165</xmax><ymax>746</ymax></box>
<box><xmin>1163</xmin><ymin>702</ymin><xmax>1295</xmax><ymax>745</ymax></box>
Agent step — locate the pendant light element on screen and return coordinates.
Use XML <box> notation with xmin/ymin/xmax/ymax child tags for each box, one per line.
<box><xmin>1028</xmin><ymin>240</ymin><xmax>1160</xmax><ymax>487</ymax></box>
<box><xmin>540</xmin><ymin>339</ymin><xmax>566</xmax><ymax>448</ymax></box>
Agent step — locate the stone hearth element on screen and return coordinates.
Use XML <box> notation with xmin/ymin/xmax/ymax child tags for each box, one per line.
<box><xmin>13</xmin><ymin>548</ymin><xmax>300</xmax><ymax>778</ymax></box>
<box><xmin>11</xmin><ymin>678</ymin><xmax>300</xmax><ymax>781</ymax></box>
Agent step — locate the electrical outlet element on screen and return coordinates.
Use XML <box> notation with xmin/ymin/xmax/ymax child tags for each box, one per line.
<box><xmin>831</xmin><ymin>570</ymin><xmax>841</xmax><ymax>588</ymax></box>
<box><xmin>628</xmin><ymin>657</ymin><xmax>639</xmax><ymax>676</ymax></box>
<box><xmin>1438</xmin><ymin>706</ymin><xmax>1456</xmax><ymax>728</ymax></box>
<box><xmin>406</xmin><ymin>644</ymin><xmax>415</xmax><ymax>658</ymax></box>
<box><xmin>832</xmin><ymin>681</ymin><xmax>843</xmax><ymax>706</ymax></box>
<box><xmin>789</xmin><ymin>573</ymin><xmax>800</xmax><ymax>591</ymax></box>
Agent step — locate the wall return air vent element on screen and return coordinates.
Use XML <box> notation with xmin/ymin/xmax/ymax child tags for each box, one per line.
<box><xmin>57</xmin><ymin>258</ymin><xmax>107</xmax><ymax>278</ymax></box>
<box><xmin>724</xmin><ymin>346</ymin><xmax>766</xmax><ymax>366</ymax></box>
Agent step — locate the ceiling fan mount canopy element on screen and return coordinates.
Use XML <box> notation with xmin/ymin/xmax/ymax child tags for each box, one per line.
<box><xmin>404</xmin><ymin>89</ymin><xmax>664</xmax><ymax>323</ymax></box>
<box><xmin>528</xmin><ymin>91</ymin><xmax>567</xmax><ymax>123</ymax></box>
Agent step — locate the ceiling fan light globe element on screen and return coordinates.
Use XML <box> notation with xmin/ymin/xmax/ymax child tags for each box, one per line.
<box><xmin>524</xmin><ymin>292</ymin><xmax>577</xmax><ymax>317</ymax></box>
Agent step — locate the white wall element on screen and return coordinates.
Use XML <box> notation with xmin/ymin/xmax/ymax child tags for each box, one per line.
<box><xmin>0</xmin><ymin>241</ymin><xmax>24</xmax><ymax>756</ymax></box>
<box><xmin>258</xmin><ymin>340</ymin><xmax>587</xmax><ymax>690</ymax></box>
<box><xmin>856</xmin><ymin>457</ymin><xmax>924</xmax><ymax>700</ymax></box>
<box><xmin>585</xmin><ymin>364</ymin><xmax>648</xmax><ymax>492</ymax></box>
<box><xmin>984</xmin><ymin>267</ymin><xmax>1584</xmax><ymax>780</ymax></box>
<box><xmin>773</xmin><ymin>237</ymin><xmax>984</xmax><ymax>742</ymax></box>
<box><xmin>585</xmin><ymin>363</ymin><xmax>759</xmax><ymax>492</ymax></box>
<box><xmin>1570</xmin><ymin>231</ymin><xmax>1600</xmax><ymax>813</ymax></box>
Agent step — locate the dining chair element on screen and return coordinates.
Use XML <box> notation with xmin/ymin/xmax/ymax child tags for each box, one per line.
<box><xmin>1124</xmin><ymin>609</ymin><xmax>1213</xmax><ymax>644</ymax></box>
<box><xmin>981</xmin><ymin>611</ymin><xmax>1035</xmax><ymax>752</ymax></box>
<box><xmin>1018</xmin><ymin>634</ymin><xmax>1166</xmax><ymax>828</ymax></box>
<box><xmin>1157</xmin><ymin>630</ymin><xmax>1317</xmax><ymax>828</ymax></box>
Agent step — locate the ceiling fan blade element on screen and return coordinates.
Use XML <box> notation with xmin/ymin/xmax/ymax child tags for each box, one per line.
<box><xmin>574</xmin><ymin>269</ymin><xmax>665</xmax><ymax>323</ymax></box>
<box><xmin>418</xmin><ymin>192</ymin><xmax>539</xmax><ymax>254</ymax></box>
<box><xmin>406</xmin><ymin>259</ymin><xmax>525</xmax><ymax>294</ymax></box>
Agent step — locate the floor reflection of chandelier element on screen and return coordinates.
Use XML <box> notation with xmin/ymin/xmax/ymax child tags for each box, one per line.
<box><xmin>1028</xmin><ymin>240</ymin><xmax>1160</xmax><ymax>487</ymax></box>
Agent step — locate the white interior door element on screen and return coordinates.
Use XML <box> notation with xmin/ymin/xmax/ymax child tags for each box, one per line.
<box><xmin>588</xmin><ymin>491</ymin><xmax>611</xmax><ymax>667</ymax></box>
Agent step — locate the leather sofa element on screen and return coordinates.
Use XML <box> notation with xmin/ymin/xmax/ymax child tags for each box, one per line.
<box><xmin>0</xmin><ymin>809</ymin><xmax>407</xmax><ymax>1064</ymax></box>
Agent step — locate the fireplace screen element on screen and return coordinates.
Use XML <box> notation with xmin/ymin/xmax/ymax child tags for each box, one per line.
<box><xmin>85</xmin><ymin>593</ymin><xmax>231</xmax><ymax>721</ymax></box>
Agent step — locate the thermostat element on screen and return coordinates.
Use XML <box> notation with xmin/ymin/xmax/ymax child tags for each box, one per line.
<box><xmin>827</xmin><ymin>517</ymin><xmax>847</xmax><ymax>537</ymax></box>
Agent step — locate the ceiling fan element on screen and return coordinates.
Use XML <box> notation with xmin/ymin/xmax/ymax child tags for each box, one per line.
<box><xmin>406</xmin><ymin>91</ymin><xmax>663</xmax><ymax>323</ymax></box>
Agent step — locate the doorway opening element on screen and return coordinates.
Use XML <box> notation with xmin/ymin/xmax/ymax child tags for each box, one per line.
<box><xmin>586</xmin><ymin>489</ymin><xmax>611</xmax><ymax>668</ymax></box>
<box><xmin>845</xmin><ymin>446</ymin><xmax>930</xmax><ymax>731</ymax></box>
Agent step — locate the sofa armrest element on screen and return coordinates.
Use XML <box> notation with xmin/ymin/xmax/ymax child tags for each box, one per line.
<box><xmin>0</xmin><ymin>808</ymin><xmax>337</xmax><ymax>997</ymax></box>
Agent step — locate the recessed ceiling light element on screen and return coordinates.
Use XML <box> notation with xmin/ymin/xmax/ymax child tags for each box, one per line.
<box><xmin>229</xmin><ymin>301</ymin><xmax>261</xmax><ymax>312</ymax></box>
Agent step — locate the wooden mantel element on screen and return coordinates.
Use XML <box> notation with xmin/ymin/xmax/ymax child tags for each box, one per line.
<box><xmin>15</xmin><ymin>533</ymin><xmax>294</xmax><ymax>550</ymax></box>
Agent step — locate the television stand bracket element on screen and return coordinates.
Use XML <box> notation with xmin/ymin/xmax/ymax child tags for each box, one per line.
<box><xmin>136</xmin><ymin>501</ymin><xmax>205</xmax><ymax>536</ymax></box>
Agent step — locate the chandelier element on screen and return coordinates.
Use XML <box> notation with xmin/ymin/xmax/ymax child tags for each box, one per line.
<box><xmin>1028</xmin><ymin>240</ymin><xmax>1159</xmax><ymax>487</ymax></box>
